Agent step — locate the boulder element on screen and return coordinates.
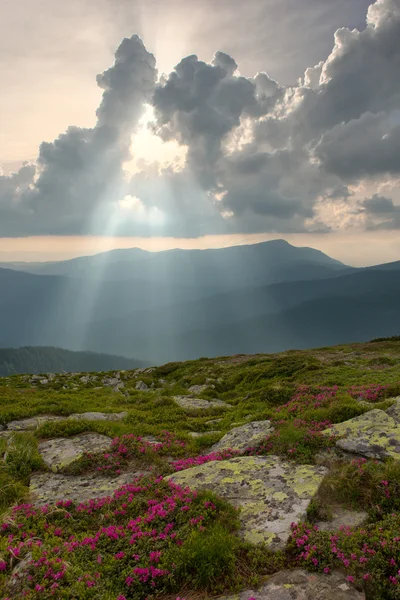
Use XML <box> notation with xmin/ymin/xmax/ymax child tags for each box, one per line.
<box><xmin>167</xmin><ymin>456</ymin><xmax>327</xmax><ymax>549</ymax></box>
<box><xmin>29</xmin><ymin>472</ymin><xmax>147</xmax><ymax>506</ymax></box>
<box><xmin>315</xmin><ymin>507</ymin><xmax>368</xmax><ymax>532</ymax></box>
<box><xmin>136</xmin><ymin>380</ymin><xmax>149</xmax><ymax>391</ymax></box>
<box><xmin>188</xmin><ymin>431</ymin><xmax>221</xmax><ymax>438</ymax></box>
<box><xmin>322</xmin><ymin>409</ymin><xmax>400</xmax><ymax>460</ymax></box>
<box><xmin>209</xmin><ymin>421</ymin><xmax>274</xmax><ymax>454</ymax></box>
<box><xmin>173</xmin><ymin>396</ymin><xmax>231</xmax><ymax>411</ymax></box>
<box><xmin>67</xmin><ymin>411</ymin><xmax>127</xmax><ymax>422</ymax></box>
<box><xmin>188</xmin><ymin>384</ymin><xmax>211</xmax><ymax>394</ymax></box>
<box><xmin>38</xmin><ymin>433</ymin><xmax>112</xmax><ymax>472</ymax></box>
<box><xmin>7</xmin><ymin>415</ymin><xmax>66</xmax><ymax>431</ymax></box>
<box><xmin>217</xmin><ymin>569</ymin><xmax>365</xmax><ymax>599</ymax></box>
<box><xmin>386</xmin><ymin>398</ymin><xmax>400</xmax><ymax>423</ymax></box>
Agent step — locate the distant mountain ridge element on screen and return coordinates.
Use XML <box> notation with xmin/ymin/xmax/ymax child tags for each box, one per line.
<box><xmin>0</xmin><ymin>346</ymin><xmax>149</xmax><ymax>376</ymax></box>
<box><xmin>0</xmin><ymin>240</ymin><xmax>399</xmax><ymax>364</ymax></box>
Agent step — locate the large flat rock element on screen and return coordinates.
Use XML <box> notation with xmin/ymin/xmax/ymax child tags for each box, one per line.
<box><xmin>39</xmin><ymin>433</ymin><xmax>112</xmax><ymax>472</ymax></box>
<box><xmin>386</xmin><ymin>398</ymin><xmax>400</xmax><ymax>423</ymax></box>
<box><xmin>322</xmin><ymin>409</ymin><xmax>400</xmax><ymax>460</ymax></box>
<box><xmin>217</xmin><ymin>569</ymin><xmax>365</xmax><ymax>600</ymax></box>
<box><xmin>209</xmin><ymin>421</ymin><xmax>274</xmax><ymax>454</ymax></box>
<box><xmin>173</xmin><ymin>396</ymin><xmax>231</xmax><ymax>410</ymax></box>
<box><xmin>29</xmin><ymin>472</ymin><xmax>146</xmax><ymax>506</ymax></box>
<box><xmin>7</xmin><ymin>415</ymin><xmax>66</xmax><ymax>430</ymax></box>
<box><xmin>6</xmin><ymin>411</ymin><xmax>127</xmax><ymax>431</ymax></box>
<box><xmin>167</xmin><ymin>456</ymin><xmax>327</xmax><ymax>549</ymax></box>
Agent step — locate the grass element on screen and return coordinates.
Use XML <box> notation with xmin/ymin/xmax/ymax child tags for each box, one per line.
<box><xmin>0</xmin><ymin>339</ymin><xmax>399</xmax><ymax>598</ymax></box>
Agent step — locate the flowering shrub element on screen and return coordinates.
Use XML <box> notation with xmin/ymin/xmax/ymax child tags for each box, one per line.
<box><xmin>274</xmin><ymin>386</ymin><xmax>339</xmax><ymax>417</ymax></box>
<box><xmin>347</xmin><ymin>384</ymin><xmax>390</xmax><ymax>403</ymax></box>
<box><xmin>244</xmin><ymin>419</ymin><xmax>336</xmax><ymax>463</ymax></box>
<box><xmin>69</xmin><ymin>431</ymin><xmax>188</xmax><ymax>477</ymax></box>
<box><xmin>0</xmin><ymin>476</ymin><xmax>241</xmax><ymax>599</ymax></box>
<box><xmin>289</xmin><ymin>514</ymin><xmax>400</xmax><ymax>599</ymax></box>
<box><xmin>172</xmin><ymin>449</ymin><xmax>240</xmax><ymax>471</ymax></box>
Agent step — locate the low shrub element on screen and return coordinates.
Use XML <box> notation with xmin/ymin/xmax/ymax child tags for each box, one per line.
<box><xmin>288</xmin><ymin>514</ymin><xmax>400</xmax><ymax>599</ymax></box>
<box><xmin>0</xmin><ymin>477</ymin><xmax>242</xmax><ymax>599</ymax></box>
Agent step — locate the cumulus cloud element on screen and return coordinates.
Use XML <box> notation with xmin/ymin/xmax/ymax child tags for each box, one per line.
<box><xmin>0</xmin><ymin>35</ymin><xmax>157</xmax><ymax>235</ymax></box>
<box><xmin>1</xmin><ymin>0</ymin><xmax>400</xmax><ymax>236</ymax></box>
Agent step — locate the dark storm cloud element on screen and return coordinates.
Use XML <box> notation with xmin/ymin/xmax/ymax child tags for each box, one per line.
<box><xmin>1</xmin><ymin>0</ymin><xmax>400</xmax><ymax>236</ymax></box>
<box><xmin>361</xmin><ymin>194</ymin><xmax>400</xmax><ymax>230</ymax></box>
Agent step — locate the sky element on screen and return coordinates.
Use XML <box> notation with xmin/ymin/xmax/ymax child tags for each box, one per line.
<box><xmin>1</xmin><ymin>0</ymin><xmax>400</xmax><ymax>265</ymax></box>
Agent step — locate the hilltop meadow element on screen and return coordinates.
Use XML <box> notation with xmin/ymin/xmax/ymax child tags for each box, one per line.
<box><xmin>0</xmin><ymin>337</ymin><xmax>400</xmax><ymax>599</ymax></box>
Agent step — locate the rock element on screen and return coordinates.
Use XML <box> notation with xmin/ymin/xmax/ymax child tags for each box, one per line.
<box><xmin>6</xmin><ymin>552</ymin><xmax>33</xmax><ymax>595</ymax></box>
<box><xmin>316</xmin><ymin>507</ymin><xmax>368</xmax><ymax>532</ymax></box>
<box><xmin>209</xmin><ymin>421</ymin><xmax>274</xmax><ymax>454</ymax></box>
<box><xmin>103</xmin><ymin>374</ymin><xmax>125</xmax><ymax>391</ymax></box>
<box><xmin>39</xmin><ymin>379</ymin><xmax>49</xmax><ymax>385</ymax></box>
<box><xmin>67</xmin><ymin>411</ymin><xmax>128</xmax><ymax>422</ymax></box>
<box><xmin>188</xmin><ymin>431</ymin><xmax>221</xmax><ymax>438</ymax></box>
<box><xmin>205</xmin><ymin>418</ymin><xmax>224</xmax><ymax>426</ymax></box>
<box><xmin>6</xmin><ymin>412</ymin><xmax>128</xmax><ymax>431</ymax></box>
<box><xmin>173</xmin><ymin>396</ymin><xmax>231</xmax><ymax>411</ymax></box>
<box><xmin>188</xmin><ymin>384</ymin><xmax>212</xmax><ymax>394</ymax></box>
<box><xmin>29</xmin><ymin>472</ymin><xmax>148</xmax><ymax>506</ymax></box>
<box><xmin>217</xmin><ymin>569</ymin><xmax>365</xmax><ymax>599</ymax></box>
<box><xmin>80</xmin><ymin>375</ymin><xmax>90</xmax><ymax>384</ymax></box>
<box><xmin>7</xmin><ymin>415</ymin><xmax>66</xmax><ymax>430</ymax></box>
<box><xmin>0</xmin><ymin>424</ymin><xmax>4</xmax><ymax>431</ymax></box>
<box><xmin>167</xmin><ymin>456</ymin><xmax>327</xmax><ymax>549</ymax></box>
<box><xmin>39</xmin><ymin>433</ymin><xmax>112</xmax><ymax>472</ymax></box>
<box><xmin>386</xmin><ymin>398</ymin><xmax>400</xmax><ymax>423</ymax></box>
<box><xmin>136</xmin><ymin>380</ymin><xmax>149</xmax><ymax>391</ymax></box>
<box><xmin>159</xmin><ymin>378</ymin><xmax>168</xmax><ymax>385</ymax></box>
<box><xmin>322</xmin><ymin>409</ymin><xmax>400</xmax><ymax>460</ymax></box>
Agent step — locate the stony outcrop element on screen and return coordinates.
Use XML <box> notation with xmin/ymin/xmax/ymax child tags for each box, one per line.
<box><xmin>209</xmin><ymin>420</ymin><xmax>274</xmax><ymax>454</ymax></box>
<box><xmin>7</xmin><ymin>415</ymin><xmax>66</xmax><ymax>430</ymax></box>
<box><xmin>217</xmin><ymin>569</ymin><xmax>365</xmax><ymax>599</ymax></box>
<box><xmin>386</xmin><ymin>397</ymin><xmax>400</xmax><ymax>422</ymax></box>
<box><xmin>315</xmin><ymin>507</ymin><xmax>368</xmax><ymax>532</ymax></box>
<box><xmin>38</xmin><ymin>433</ymin><xmax>112</xmax><ymax>472</ymax></box>
<box><xmin>167</xmin><ymin>456</ymin><xmax>327</xmax><ymax>549</ymax></box>
<box><xmin>322</xmin><ymin>408</ymin><xmax>400</xmax><ymax>460</ymax></box>
<box><xmin>188</xmin><ymin>430</ymin><xmax>221</xmax><ymax>438</ymax></box>
<box><xmin>29</xmin><ymin>472</ymin><xmax>146</xmax><ymax>506</ymax></box>
<box><xmin>188</xmin><ymin>384</ymin><xmax>212</xmax><ymax>394</ymax></box>
<box><xmin>5</xmin><ymin>411</ymin><xmax>127</xmax><ymax>431</ymax></box>
<box><xmin>173</xmin><ymin>396</ymin><xmax>231</xmax><ymax>411</ymax></box>
<box><xmin>136</xmin><ymin>380</ymin><xmax>149</xmax><ymax>391</ymax></box>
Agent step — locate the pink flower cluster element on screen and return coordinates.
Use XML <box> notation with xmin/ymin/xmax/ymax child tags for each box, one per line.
<box><xmin>172</xmin><ymin>449</ymin><xmax>239</xmax><ymax>471</ymax></box>
<box><xmin>0</xmin><ymin>477</ymin><xmax>224</xmax><ymax>598</ymax></box>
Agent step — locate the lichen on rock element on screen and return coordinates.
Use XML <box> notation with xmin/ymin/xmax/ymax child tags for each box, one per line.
<box><xmin>322</xmin><ymin>408</ymin><xmax>400</xmax><ymax>460</ymax></box>
<box><xmin>167</xmin><ymin>456</ymin><xmax>327</xmax><ymax>549</ymax></box>
<box><xmin>38</xmin><ymin>433</ymin><xmax>112</xmax><ymax>472</ymax></box>
<box><xmin>216</xmin><ymin>569</ymin><xmax>365</xmax><ymax>599</ymax></box>
<box><xmin>209</xmin><ymin>420</ymin><xmax>274</xmax><ymax>454</ymax></box>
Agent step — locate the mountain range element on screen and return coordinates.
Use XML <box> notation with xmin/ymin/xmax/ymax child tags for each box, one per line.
<box><xmin>1</xmin><ymin>240</ymin><xmax>399</xmax><ymax>365</ymax></box>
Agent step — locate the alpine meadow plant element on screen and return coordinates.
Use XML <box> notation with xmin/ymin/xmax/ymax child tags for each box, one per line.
<box><xmin>0</xmin><ymin>476</ymin><xmax>242</xmax><ymax>599</ymax></box>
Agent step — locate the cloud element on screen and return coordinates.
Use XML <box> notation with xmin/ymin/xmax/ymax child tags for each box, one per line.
<box><xmin>1</xmin><ymin>0</ymin><xmax>400</xmax><ymax>236</ymax></box>
<box><xmin>0</xmin><ymin>35</ymin><xmax>157</xmax><ymax>236</ymax></box>
<box><xmin>315</xmin><ymin>113</ymin><xmax>400</xmax><ymax>179</ymax></box>
<box><xmin>361</xmin><ymin>193</ymin><xmax>400</xmax><ymax>229</ymax></box>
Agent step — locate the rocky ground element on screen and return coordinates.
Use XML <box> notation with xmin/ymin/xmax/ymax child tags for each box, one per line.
<box><xmin>0</xmin><ymin>339</ymin><xmax>400</xmax><ymax>599</ymax></box>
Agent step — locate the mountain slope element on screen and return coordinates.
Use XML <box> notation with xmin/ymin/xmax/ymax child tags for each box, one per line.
<box><xmin>0</xmin><ymin>240</ymin><xmax>348</xmax><ymax>287</ymax></box>
<box><xmin>80</xmin><ymin>267</ymin><xmax>400</xmax><ymax>362</ymax></box>
<box><xmin>0</xmin><ymin>346</ymin><xmax>149</xmax><ymax>376</ymax></box>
